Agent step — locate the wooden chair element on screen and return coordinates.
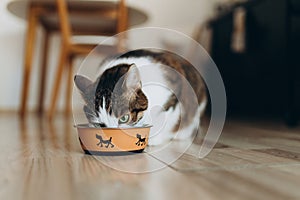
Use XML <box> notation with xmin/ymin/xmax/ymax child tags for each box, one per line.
<box><xmin>47</xmin><ymin>0</ymin><xmax>128</xmax><ymax>118</ymax></box>
<box><xmin>17</xmin><ymin>0</ymin><xmax>148</xmax><ymax>118</ymax></box>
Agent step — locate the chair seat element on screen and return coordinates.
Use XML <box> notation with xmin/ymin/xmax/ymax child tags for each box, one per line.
<box><xmin>25</xmin><ymin>0</ymin><xmax>148</xmax><ymax>35</ymax></box>
<box><xmin>8</xmin><ymin>0</ymin><xmax>148</xmax><ymax>28</ymax></box>
<box><xmin>40</xmin><ymin>14</ymin><xmax>117</xmax><ymax>35</ymax></box>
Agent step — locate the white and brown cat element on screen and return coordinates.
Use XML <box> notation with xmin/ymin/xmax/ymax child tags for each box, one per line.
<box><xmin>74</xmin><ymin>49</ymin><xmax>207</xmax><ymax>145</ymax></box>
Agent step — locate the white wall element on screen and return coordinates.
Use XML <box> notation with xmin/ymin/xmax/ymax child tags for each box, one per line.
<box><xmin>0</xmin><ymin>0</ymin><xmax>25</xmax><ymax>110</ymax></box>
<box><xmin>0</xmin><ymin>0</ymin><xmax>220</xmax><ymax>111</ymax></box>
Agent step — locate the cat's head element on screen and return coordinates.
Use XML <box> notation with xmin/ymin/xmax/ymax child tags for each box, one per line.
<box><xmin>74</xmin><ymin>64</ymin><xmax>148</xmax><ymax>128</ymax></box>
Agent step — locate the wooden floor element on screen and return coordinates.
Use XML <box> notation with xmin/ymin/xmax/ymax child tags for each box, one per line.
<box><xmin>0</xmin><ymin>113</ymin><xmax>299</xmax><ymax>200</ymax></box>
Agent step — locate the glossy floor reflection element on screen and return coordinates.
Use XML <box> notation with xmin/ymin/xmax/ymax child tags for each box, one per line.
<box><xmin>0</xmin><ymin>113</ymin><xmax>299</xmax><ymax>200</ymax></box>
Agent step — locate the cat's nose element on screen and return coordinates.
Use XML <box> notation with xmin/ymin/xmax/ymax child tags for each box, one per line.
<box><xmin>99</xmin><ymin>123</ymin><xmax>107</xmax><ymax>128</ymax></box>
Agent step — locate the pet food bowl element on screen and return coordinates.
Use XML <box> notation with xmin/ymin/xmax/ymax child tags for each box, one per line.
<box><xmin>76</xmin><ymin>124</ymin><xmax>151</xmax><ymax>155</ymax></box>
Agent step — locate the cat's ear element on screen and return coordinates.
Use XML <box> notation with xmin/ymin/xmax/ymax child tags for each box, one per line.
<box><xmin>124</xmin><ymin>64</ymin><xmax>141</xmax><ymax>90</ymax></box>
<box><xmin>74</xmin><ymin>75</ymin><xmax>93</xmax><ymax>93</ymax></box>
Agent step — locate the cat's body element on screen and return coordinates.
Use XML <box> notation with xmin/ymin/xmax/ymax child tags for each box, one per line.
<box><xmin>75</xmin><ymin>49</ymin><xmax>207</xmax><ymax>145</ymax></box>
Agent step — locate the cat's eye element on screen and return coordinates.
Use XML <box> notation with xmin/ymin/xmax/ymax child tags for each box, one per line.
<box><xmin>118</xmin><ymin>114</ymin><xmax>130</xmax><ymax>124</ymax></box>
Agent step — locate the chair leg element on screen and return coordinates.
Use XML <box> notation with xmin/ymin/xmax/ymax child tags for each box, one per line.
<box><xmin>117</xmin><ymin>0</ymin><xmax>128</xmax><ymax>52</ymax></box>
<box><xmin>37</xmin><ymin>31</ymin><xmax>50</xmax><ymax>115</ymax></box>
<box><xmin>48</xmin><ymin>46</ymin><xmax>68</xmax><ymax>119</ymax></box>
<box><xmin>20</xmin><ymin>6</ymin><xmax>38</xmax><ymax>117</ymax></box>
<box><xmin>65</xmin><ymin>56</ymin><xmax>74</xmax><ymax>117</ymax></box>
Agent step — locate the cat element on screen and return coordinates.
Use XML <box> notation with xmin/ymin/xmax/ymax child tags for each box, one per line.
<box><xmin>74</xmin><ymin>49</ymin><xmax>207</xmax><ymax>146</ymax></box>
